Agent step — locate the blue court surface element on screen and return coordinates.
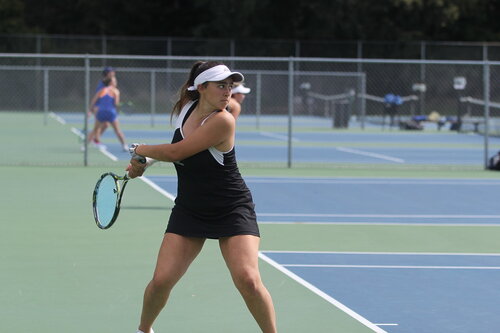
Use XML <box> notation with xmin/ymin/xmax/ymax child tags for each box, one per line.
<box><xmin>259</xmin><ymin>251</ymin><xmax>500</xmax><ymax>333</ymax></box>
<box><xmin>143</xmin><ymin>175</ymin><xmax>500</xmax><ymax>225</ymax></box>
<box><xmin>140</xmin><ymin>174</ymin><xmax>500</xmax><ymax>332</ymax></box>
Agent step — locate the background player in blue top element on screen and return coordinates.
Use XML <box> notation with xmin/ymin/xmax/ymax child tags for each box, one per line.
<box><xmin>87</xmin><ymin>76</ymin><xmax>127</xmax><ymax>151</ymax></box>
<box><xmin>87</xmin><ymin>67</ymin><xmax>117</xmax><ymax>147</ymax></box>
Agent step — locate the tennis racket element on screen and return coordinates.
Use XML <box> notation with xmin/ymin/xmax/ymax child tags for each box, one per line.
<box><xmin>92</xmin><ymin>172</ymin><xmax>133</xmax><ymax>229</ymax></box>
<box><xmin>92</xmin><ymin>154</ymin><xmax>153</xmax><ymax>229</ymax></box>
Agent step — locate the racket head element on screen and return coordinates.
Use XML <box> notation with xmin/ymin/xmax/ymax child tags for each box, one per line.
<box><xmin>92</xmin><ymin>172</ymin><xmax>127</xmax><ymax>229</ymax></box>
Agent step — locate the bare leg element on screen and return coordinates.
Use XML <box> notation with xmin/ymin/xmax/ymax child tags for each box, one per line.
<box><xmin>219</xmin><ymin>235</ymin><xmax>277</xmax><ymax>333</ymax></box>
<box><xmin>138</xmin><ymin>233</ymin><xmax>205</xmax><ymax>333</ymax></box>
<box><xmin>86</xmin><ymin>108</ymin><xmax>99</xmax><ymax>144</ymax></box>
<box><xmin>87</xmin><ymin>119</ymin><xmax>101</xmax><ymax>144</ymax></box>
<box><xmin>110</xmin><ymin>119</ymin><xmax>126</xmax><ymax>146</ymax></box>
<box><xmin>94</xmin><ymin>122</ymin><xmax>109</xmax><ymax>144</ymax></box>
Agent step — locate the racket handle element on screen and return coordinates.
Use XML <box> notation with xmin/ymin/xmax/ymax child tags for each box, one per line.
<box><xmin>125</xmin><ymin>156</ymin><xmax>154</xmax><ymax>179</ymax></box>
<box><xmin>132</xmin><ymin>154</ymin><xmax>146</xmax><ymax>164</ymax></box>
<box><xmin>129</xmin><ymin>143</ymin><xmax>147</xmax><ymax>164</ymax></box>
<box><xmin>129</xmin><ymin>144</ymin><xmax>159</xmax><ymax>167</ymax></box>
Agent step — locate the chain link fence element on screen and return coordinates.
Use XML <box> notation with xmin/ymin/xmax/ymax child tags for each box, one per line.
<box><xmin>0</xmin><ymin>53</ymin><xmax>496</xmax><ymax>169</ymax></box>
<box><xmin>3</xmin><ymin>33</ymin><xmax>500</xmax><ymax>60</ymax></box>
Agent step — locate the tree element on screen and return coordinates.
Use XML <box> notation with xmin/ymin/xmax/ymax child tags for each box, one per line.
<box><xmin>2</xmin><ymin>0</ymin><xmax>500</xmax><ymax>42</ymax></box>
<box><xmin>0</xmin><ymin>0</ymin><xmax>28</xmax><ymax>33</ymax></box>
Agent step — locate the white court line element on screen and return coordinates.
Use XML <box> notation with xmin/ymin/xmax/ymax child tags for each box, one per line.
<box><xmin>257</xmin><ymin>221</ymin><xmax>500</xmax><ymax>226</ymax></box>
<box><xmin>145</xmin><ymin>176</ymin><xmax>500</xmax><ymax>186</ymax></box>
<box><xmin>258</xmin><ymin>213</ymin><xmax>500</xmax><ymax>219</ymax></box>
<box><xmin>245</xmin><ymin>178</ymin><xmax>500</xmax><ymax>185</ymax></box>
<box><xmin>337</xmin><ymin>146</ymin><xmax>405</xmax><ymax>163</ymax></box>
<box><xmin>49</xmin><ymin>112</ymin><xmax>66</xmax><ymax>125</ymax></box>
<box><xmin>258</xmin><ymin>252</ymin><xmax>387</xmax><ymax>333</ymax></box>
<box><xmin>375</xmin><ymin>324</ymin><xmax>399</xmax><ymax>326</ymax></box>
<box><xmin>141</xmin><ymin>176</ymin><xmax>176</xmax><ymax>201</ymax></box>
<box><xmin>71</xmin><ymin>127</ymin><xmax>85</xmax><ymax>140</ymax></box>
<box><xmin>263</xmin><ymin>250</ymin><xmax>500</xmax><ymax>256</ymax></box>
<box><xmin>281</xmin><ymin>264</ymin><xmax>500</xmax><ymax>270</ymax></box>
<box><xmin>68</xmin><ymin>124</ymin><xmax>120</xmax><ymax>161</ymax></box>
<box><xmin>259</xmin><ymin>131</ymin><xmax>300</xmax><ymax>142</ymax></box>
<box><xmin>98</xmin><ymin>147</ymin><xmax>118</xmax><ymax>161</ymax></box>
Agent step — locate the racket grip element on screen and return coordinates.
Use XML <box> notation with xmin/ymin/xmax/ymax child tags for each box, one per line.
<box><xmin>125</xmin><ymin>156</ymin><xmax>155</xmax><ymax>179</ymax></box>
<box><xmin>132</xmin><ymin>154</ymin><xmax>146</xmax><ymax>164</ymax></box>
<box><xmin>129</xmin><ymin>143</ymin><xmax>147</xmax><ymax>164</ymax></box>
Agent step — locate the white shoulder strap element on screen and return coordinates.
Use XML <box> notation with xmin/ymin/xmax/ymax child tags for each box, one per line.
<box><xmin>174</xmin><ymin>100</ymin><xmax>196</xmax><ymax>129</ymax></box>
<box><xmin>200</xmin><ymin>111</ymin><xmax>218</xmax><ymax>126</ymax></box>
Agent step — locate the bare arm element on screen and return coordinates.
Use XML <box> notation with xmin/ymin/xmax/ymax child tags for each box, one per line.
<box><xmin>114</xmin><ymin>88</ymin><xmax>120</xmax><ymax>106</ymax></box>
<box><xmin>227</xmin><ymin>99</ymin><xmax>241</xmax><ymax>120</ymax></box>
<box><xmin>136</xmin><ymin>111</ymin><xmax>235</xmax><ymax>162</ymax></box>
<box><xmin>89</xmin><ymin>91</ymin><xmax>100</xmax><ymax>113</ymax></box>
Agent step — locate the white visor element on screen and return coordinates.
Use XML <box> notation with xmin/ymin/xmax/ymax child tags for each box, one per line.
<box><xmin>232</xmin><ymin>84</ymin><xmax>251</xmax><ymax>94</ymax></box>
<box><xmin>187</xmin><ymin>65</ymin><xmax>244</xmax><ymax>91</ymax></box>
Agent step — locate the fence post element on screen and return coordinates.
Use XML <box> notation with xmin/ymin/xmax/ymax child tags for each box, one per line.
<box><xmin>43</xmin><ymin>69</ymin><xmax>48</xmax><ymax>125</ymax></box>
<box><xmin>101</xmin><ymin>36</ymin><xmax>107</xmax><ymax>67</ymax></box>
<box><xmin>255</xmin><ymin>72</ymin><xmax>262</xmax><ymax>130</ymax></box>
<box><xmin>356</xmin><ymin>42</ymin><xmax>363</xmax><ymax>125</ymax></box>
<box><xmin>287</xmin><ymin>57</ymin><xmax>294</xmax><ymax>168</ymax></box>
<box><xmin>360</xmin><ymin>72</ymin><xmax>366</xmax><ymax>129</ymax></box>
<box><xmin>483</xmin><ymin>60</ymin><xmax>490</xmax><ymax>169</ymax></box>
<box><xmin>230</xmin><ymin>39</ymin><xmax>235</xmax><ymax>69</ymax></box>
<box><xmin>150</xmin><ymin>70</ymin><xmax>156</xmax><ymax>127</ymax></box>
<box><xmin>84</xmin><ymin>55</ymin><xmax>90</xmax><ymax>166</ymax></box>
<box><xmin>419</xmin><ymin>42</ymin><xmax>426</xmax><ymax>115</ymax></box>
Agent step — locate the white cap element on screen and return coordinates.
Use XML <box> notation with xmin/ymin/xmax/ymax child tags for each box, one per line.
<box><xmin>232</xmin><ymin>84</ymin><xmax>251</xmax><ymax>94</ymax></box>
<box><xmin>187</xmin><ymin>65</ymin><xmax>244</xmax><ymax>91</ymax></box>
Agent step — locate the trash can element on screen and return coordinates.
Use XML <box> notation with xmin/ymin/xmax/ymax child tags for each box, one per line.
<box><xmin>333</xmin><ymin>101</ymin><xmax>351</xmax><ymax>128</ymax></box>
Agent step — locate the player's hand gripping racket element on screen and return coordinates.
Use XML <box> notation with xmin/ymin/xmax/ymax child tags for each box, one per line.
<box><xmin>92</xmin><ymin>145</ymin><xmax>152</xmax><ymax>229</ymax></box>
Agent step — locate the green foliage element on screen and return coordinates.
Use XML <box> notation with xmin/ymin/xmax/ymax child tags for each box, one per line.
<box><xmin>0</xmin><ymin>0</ymin><xmax>27</xmax><ymax>33</ymax></box>
<box><xmin>2</xmin><ymin>0</ymin><xmax>500</xmax><ymax>41</ymax></box>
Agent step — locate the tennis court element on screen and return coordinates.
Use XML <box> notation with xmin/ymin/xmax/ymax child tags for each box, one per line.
<box><xmin>3</xmin><ymin>110</ymin><xmax>500</xmax><ymax>333</ymax></box>
<box><xmin>55</xmin><ymin>111</ymin><xmax>500</xmax><ymax>167</ymax></box>
<box><xmin>139</xmin><ymin>173</ymin><xmax>500</xmax><ymax>332</ymax></box>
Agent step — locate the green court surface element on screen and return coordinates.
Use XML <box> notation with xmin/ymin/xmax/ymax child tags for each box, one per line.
<box><xmin>2</xmin><ymin>112</ymin><xmax>500</xmax><ymax>332</ymax></box>
<box><xmin>0</xmin><ymin>166</ymin><xmax>373</xmax><ymax>332</ymax></box>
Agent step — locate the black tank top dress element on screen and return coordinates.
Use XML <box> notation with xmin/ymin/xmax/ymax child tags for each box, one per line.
<box><xmin>165</xmin><ymin>101</ymin><xmax>260</xmax><ymax>239</ymax></box>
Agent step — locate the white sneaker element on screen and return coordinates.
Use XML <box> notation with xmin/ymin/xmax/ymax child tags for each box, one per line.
<box><xmin>123</xmin><ymin>144</ymin><xmax>129</xmax><ymax>152</ymax></box>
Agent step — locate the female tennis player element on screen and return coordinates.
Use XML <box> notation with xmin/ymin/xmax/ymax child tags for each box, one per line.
<box><xmin>87</xmin><ymin>76</ymin><xmax>128</xmax><ymax>151</ymax></box>
<box><xmin>127</xmin><ymin>61</ymin><xmax>277</xmax><ymax>333</ymax></box>
<box><xmin>87</xmin><ymin>67</ymin><xmax>116</xmax><ymax>147</ymax></box>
